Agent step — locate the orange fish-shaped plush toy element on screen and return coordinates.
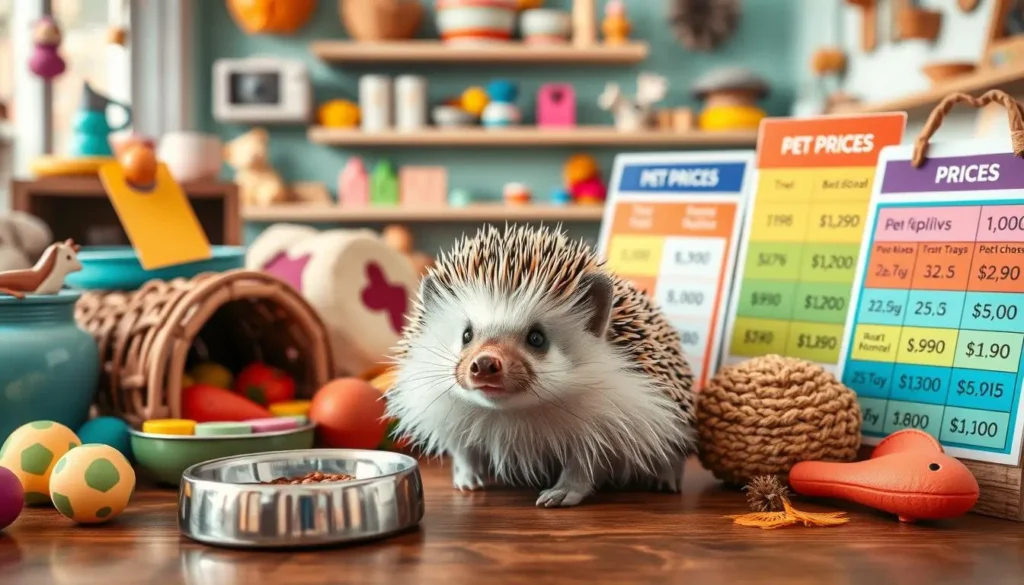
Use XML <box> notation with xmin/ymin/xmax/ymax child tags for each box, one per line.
<box><xmin>789</xmin><ymin>429</ymin><xmax>980</xmax><ymax>522</ymax></box>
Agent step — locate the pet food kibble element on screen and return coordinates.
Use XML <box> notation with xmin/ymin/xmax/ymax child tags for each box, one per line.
<box><xmin>194</xmin><ymin>422</ymin><xmax>252</xmax><ymax>437</ymax></box>
<box><xmin>141</xmin><ymin>419</ymin><xmax>196</xmax><ymax>436</ymax></box>
<box><xmin>260</xmin><ymin>471</ymin><xmax>355</xmax><ymax>485</ymax></box>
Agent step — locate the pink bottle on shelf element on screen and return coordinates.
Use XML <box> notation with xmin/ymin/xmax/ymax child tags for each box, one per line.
<box><xmin>338</xmin><ymin>157</ymin><xmax>370</xmax><ymax>207</ymax></box>
<box><xmin>537</xmin><ymin>84</ymin><xmax>576</xmax><ymax>127</ymax></box>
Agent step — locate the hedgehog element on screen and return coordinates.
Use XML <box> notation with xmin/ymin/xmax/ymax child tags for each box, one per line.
<box><xmin>386</xmin><ymin>224</ymin><xmax>695</xmax><ymax>507</ymax></box>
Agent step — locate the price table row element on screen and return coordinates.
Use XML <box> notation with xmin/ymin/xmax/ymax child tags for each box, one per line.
<box><xmin>755</xmin><ymin>168</ymin><xmax>875</xmax><ymax>204</ymax></box>
<box><xmin>606</xmin><ymin>235</ymin><xmax>728</xmax><ymax>279</ymax></box>
<box><xmin>730</xmin><ymin>316</ymin><xmax>845</xmax><ymax>363</ymax></box>
<box><xmin>748</xmin><ymin>202</ymin><xmax>869</xmax><ymax>244</ymax></box>
<box><xmin>855</xmin><ymin>289</ymin><xmax>1024</xmax><ymax>333</ymax></box>
<box><xmin>873</xmin><ymin>204</ymin><xmax>1024</xmax><ymax>243</ymax></box>
<box><xmin>607</xmin><ymin>202</ymin><xmax>738</xmax><ymax>237</ymax></box>
<box><xmin>864</xmin><ymin>241</ymin><xmax>1024</xmax><ymax>292</ymax></box>
<box><xmin>735</xmin><ymin>279</ymin><xmax>851</xmax><ymax>324</ymax></box>
<box><xmin>849</xmin><ymin>325</ymin><xmax>1024</xmax><ymax>371</ymax></box>
<box><xmin>843</xmin><ymin>359</ymin><xmax>1019</xmax><ymax>412</ymax></box>
<box><xmin>743</xmin><ymin>242</ymin><xmax>861</xmax><ymax>283</ymax></box>
<box><xmin>857</xmin><ymin>396</ymin><xmax>1012</xmax><ymax>451</ymax></box>
<box><xmin>651</xmin><ymin>278</ymin><xmax>719</xmax><ymax>320</ymax></box>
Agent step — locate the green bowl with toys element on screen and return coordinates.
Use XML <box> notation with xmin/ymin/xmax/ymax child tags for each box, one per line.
<box><xmin>130</xmin><ymin>418</ymin><xmax>316</xmax><ymax>486</ymax></box>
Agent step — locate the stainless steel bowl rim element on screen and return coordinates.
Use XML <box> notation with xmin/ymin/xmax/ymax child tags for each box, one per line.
<box><xmin>181</xmin><ymin>448</ymin><xmax>420</xmax><ymax>490</ymax></box>
<box><xmin>128</xmin><ymin>421</ymin><xmax>316</xmax><ymax>441</ymax></box>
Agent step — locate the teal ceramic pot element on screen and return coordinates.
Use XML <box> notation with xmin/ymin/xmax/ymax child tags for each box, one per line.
<box><xmin>0</xmin><ymin>290</ymin><xmax>99</xmax><ymax>440</ymax></box>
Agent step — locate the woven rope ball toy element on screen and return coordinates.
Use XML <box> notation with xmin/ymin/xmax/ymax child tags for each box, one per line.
<box><xmin>696</xmin><ymin>354</ymin><xmax>862</xmax><ymax>486</ymax></box>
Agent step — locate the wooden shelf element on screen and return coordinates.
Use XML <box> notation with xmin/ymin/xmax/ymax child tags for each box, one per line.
<box><xmin>310</xmin><ymin>40</ymin><xmax>649</xmax><ymax>65</ymax></box>
<box><xmin>837</xmin><ymin>65</ymin><xmax>1024</xmax><ymax>116</ymax></box>
<box><xmin>242</xmin><ymin>204</ymin><xmax>606</xmax><ymax>223</ymax></box>
<box><xmin>307</xmin><ymin>126</ymin><xmax>758</xmax><ymax>148</ymax></box>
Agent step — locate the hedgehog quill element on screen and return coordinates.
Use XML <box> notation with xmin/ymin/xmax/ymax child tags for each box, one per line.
<box><xmin>386</xmin><ymin>225</ymin><xmax>696</xmax><ymax>507</ymax></box>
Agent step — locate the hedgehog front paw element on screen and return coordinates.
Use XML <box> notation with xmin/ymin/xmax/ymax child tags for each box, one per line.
<box><xmin>452</xmin><ymin>466</ymin><xmax>487</xmax><ymax>491</ymax></box>
<box><xmin>536</xmin><ymin>483</ymin><xmax>593</xmax><ymax>508</ymax></box>
<box><xmin>654</xmin><ymin>459</ymin><xmax>685</xmax><ymax>493</ymax></box>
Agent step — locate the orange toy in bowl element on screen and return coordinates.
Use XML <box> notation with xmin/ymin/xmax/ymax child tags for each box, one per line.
<box><xmin>788</xmin><ymin>429</ymin><xmax>980</xmax><ymax>522</ymax></box>
<box><xmin>309</xmin><ymin>378</ymin><xmax>387</xmax><ymax>449</ymax></box>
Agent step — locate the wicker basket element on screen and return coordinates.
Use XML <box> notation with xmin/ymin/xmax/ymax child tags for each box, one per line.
<box><xmin>74</xmin><ymin>270</ymin><xmax>333</xmax><ymax>425</ymax></box>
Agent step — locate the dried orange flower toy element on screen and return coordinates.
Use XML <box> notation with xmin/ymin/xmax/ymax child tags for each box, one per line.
<box><xmin>726</xmin><ymin>475</ymin><xmax>849</xmax><ymax>530</ymax></box>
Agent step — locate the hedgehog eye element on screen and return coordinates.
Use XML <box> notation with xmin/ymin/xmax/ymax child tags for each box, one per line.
<box><xmin>461</xmin><ymin>326</ymin><xmax>473</xmax><ymax>345</ymax></box>
<box><xmin>526</xmin><ymin>328</ymin><xmax>548</xmax><ymax>351</ymax></box>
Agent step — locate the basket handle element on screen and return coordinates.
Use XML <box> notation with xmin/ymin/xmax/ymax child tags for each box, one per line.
<box><xmin>912</xmin><ymin>90</ymin><xmax>1024</xmax><ymax>168</ymax></box>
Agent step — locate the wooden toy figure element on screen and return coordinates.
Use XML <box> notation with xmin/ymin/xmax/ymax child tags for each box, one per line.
<box><xmin>0</xmin><ymin>239</ymin><xmax>81</xmax><ymax>299</ymax></box>
<box><xmin>371</xmin><ymin>160</ymin><xmax>399</xmax><ymax>206</ymax></box>
<box><xmin>29</xmin><ymin>16</ymin><xmax>66</xmax><ymax>80</ymax></box>
<box><xmin>602</xmin><ymin>0</ymin><xmax>631</xmax><ymax>45</ymax></box>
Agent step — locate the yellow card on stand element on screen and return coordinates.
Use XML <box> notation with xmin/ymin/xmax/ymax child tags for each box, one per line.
<box><xmin>98</xmin><ymin>161</ymin><xmax>213</xmax><ymax>270</ymax></box>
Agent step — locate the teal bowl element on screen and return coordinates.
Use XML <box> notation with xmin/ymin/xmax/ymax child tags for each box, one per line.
<box><xmin>65</xmin><ymin>246</ymin><xmax>246</xmax><ymax>291</ymax></box>
<box><xmin>129</xmin><ymin>423</ymin><xmax>316</xmax><ymax>486</ymax></box>
<box><xmin>0</xmin><ymin>290</ymin><xmax>99</xmax><ymax>440</ymax></box>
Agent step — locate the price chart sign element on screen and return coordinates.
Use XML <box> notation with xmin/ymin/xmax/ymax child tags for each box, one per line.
<box><xmin>722</xmin><ymin>114</ymin><xmax>907</xmax><ymax>372</ymax></box>
<box><xmin>839</xmin><ymin>140</ymin><xmax>1024</xmax><ymax>464</ymax></box>
<box><xmin>597</xmin><ymin>151</ymin><xmax>754</xmax><ymax>388</ymax></box>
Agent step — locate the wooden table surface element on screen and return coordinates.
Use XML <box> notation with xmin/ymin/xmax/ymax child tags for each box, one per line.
<box><xmin>3</xmin><ymin>457</ymin><xmax>1024</xmax><ymax>585</ymax></box>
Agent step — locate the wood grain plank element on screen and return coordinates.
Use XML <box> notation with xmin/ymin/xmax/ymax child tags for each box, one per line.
<box><xmin>4</xmin><ymin>458</ymin><xmax>1024</xmax><ymax>585</ymax></box>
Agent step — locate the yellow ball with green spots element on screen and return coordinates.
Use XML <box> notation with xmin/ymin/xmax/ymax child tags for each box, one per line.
<box><xmin>49</xmin><ymin>444</ymin><xmax>135</xmax><ymax>524</ymax></box>
<box><xmin>0</xmin><ymin>421</ymin><xmax>82</xmax><ymax>506</ymax></box>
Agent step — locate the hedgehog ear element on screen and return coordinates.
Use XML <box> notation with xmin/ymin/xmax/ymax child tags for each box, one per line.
<box><xmin>419</xmin><ymin>274</ymin><xmax>444</xmax><ymax>310</ymax></box>
<box><xmin>576</xmin><ymin>273</ymin><xmax>614</xmax><ymax>339</ymax></box>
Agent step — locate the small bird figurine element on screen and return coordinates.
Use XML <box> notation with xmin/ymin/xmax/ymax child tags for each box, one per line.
<box><xmin>28</xmin><ymin>16</ymin><xmax>67</xmax><ymax>80</ymax></box>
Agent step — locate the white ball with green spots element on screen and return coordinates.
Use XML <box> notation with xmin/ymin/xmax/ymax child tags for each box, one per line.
<box><xmin>0</xmin><ymin>420</ymin><xmax>81</xmax><ymax>506</ymax></box>
<box><xmin>48</xmin><ymin>444</ymin><xmax>135</xmax><ymax>524</ymax></box>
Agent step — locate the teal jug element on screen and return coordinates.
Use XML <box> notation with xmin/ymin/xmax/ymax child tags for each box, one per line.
<box><xmin>70</xmin><ymin>82</ymin><xmax>132</xmax><ymax>157</ymax></box>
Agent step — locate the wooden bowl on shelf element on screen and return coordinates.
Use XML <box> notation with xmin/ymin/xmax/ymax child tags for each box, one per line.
<box><xmin>921</xmin><ymin>61</ymin><xmax>976</xmax><ymax>86</ymax></box>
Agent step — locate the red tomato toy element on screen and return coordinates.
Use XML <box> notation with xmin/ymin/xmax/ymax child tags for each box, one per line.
<box><xmin>309</xmin><ymin>378</ymin><xmax>387</xmax><ymax>449</ymax></box>
<box><xmin>182</xmin><ymin>384</ymin><xmax>273</xmax><ymax>422</ymax></box>
<box><xmin>233</xmin><ymin>362</ymin><xmax>296</xmax><ymax>406</ymax></box>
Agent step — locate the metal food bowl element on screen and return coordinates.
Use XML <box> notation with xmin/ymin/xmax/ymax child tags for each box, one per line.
<box><xmin>178</xmin><ymin>449</ymin><xmax>424</xmax><ymax>549</ymax></box>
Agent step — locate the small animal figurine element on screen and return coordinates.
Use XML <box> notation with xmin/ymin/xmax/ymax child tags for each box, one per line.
<box><xmin>28</xmin><ymin>16</ymin><xmax>66</xmax><ymax>80</ymax></box>
<box><xmin>788</xmin><ymin>429</ymin><xmax>980</xmax><ymax>522</ymax></box>
<box><xmin>599</xmin><ymin>72</ymin><xmax>668</xmax><ymax>132</ymax></box>
<box><xmin>601</xmin><ymin>0</ymin><xmax>631</xmax><ymax>45</ymax></box>
<box><xmin>0</xmin><ymin>239</ymin><xmax>82</xmax><ymax>299</ymax></box>
<box><xmin>481</xmin><ymin>80</ymin><xmax>521</xmax><ymax>128</ymax></box>
<box><xmin>386</xmin><ymin>225</ymin><xmax>696</xmax><ymax>507</ymax></box>
<box><xmin>223</xmin><ymin>128</ymin><xmax>288</xmax><ymax>207</ymax></box>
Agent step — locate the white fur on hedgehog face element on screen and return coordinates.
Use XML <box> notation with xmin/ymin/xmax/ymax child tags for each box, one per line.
<box><xmin>406</xmin><ymin>281</ymin><xmax>595</xmax><ymax>410</ymax></box>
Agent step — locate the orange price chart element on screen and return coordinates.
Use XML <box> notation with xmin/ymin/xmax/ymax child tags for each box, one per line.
<box><xmin>597</xmin><ymin>151</ymin><xmax>755</xmax><ymax>389</ymax></box>
<box><xmin>838</xmin><ymin>140</ymin><xmax>1024</xmax><ymax>465</ymax></box>
<box><xmin>722</xmin><ymin>113</ymin><xmax>906</xmax><ymax>373</ymax></box>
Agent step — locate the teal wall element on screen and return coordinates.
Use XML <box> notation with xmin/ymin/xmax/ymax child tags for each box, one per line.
<box><xmin>194</xmin><ymin>0</ymin><xmax>798</xmax><ymax>252</ymax></box>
